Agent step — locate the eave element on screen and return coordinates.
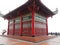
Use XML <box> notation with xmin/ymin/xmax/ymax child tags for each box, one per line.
<box><xmin>3</xmin><ymin>0</ymin><xmax>55</xmax><ymax>19</ymax></box>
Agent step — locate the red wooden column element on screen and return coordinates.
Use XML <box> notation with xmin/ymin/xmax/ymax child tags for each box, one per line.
<box><xmin>13</xmin><ymin>20</ymin><xmax>15</xmax><ymax>35</ymax></box>
<box><xmin>32</xmin><ymin>10</ymin><xmax>35</xmax><ymax>37</ymax></box>
<box><xmin>46</xmin><ymin>17</ymin><xmax>48</xmax><ymax>35</ymax></box>
<box><xmin>20</xmin><ymin>15</ymin><xmax>23</xmax><ymax>36</ymax></box>
<box><xmin>7</xmin><ymin>20</ymin><xmax>10</xmax><ymax>35</ymax></box>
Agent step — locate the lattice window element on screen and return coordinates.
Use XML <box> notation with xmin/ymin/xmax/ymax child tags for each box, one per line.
<box><xmin>9</xmin><ymin>20</ymin><xmax>13</xmax><ymax>24</ymax></box>
<box><xmin>22</xmin><ymin>14</ymin><xmax>32</xmax><ymax>21</ymax></box>
<box><xmin>15</xmin><ymin>17</ymin><xmax>20</xmax><ymax>23</ymax></box>
<box><xmin>35</xmin><ymin>13</ymin><xmax>46</xmax><ymax>23</ymax></box>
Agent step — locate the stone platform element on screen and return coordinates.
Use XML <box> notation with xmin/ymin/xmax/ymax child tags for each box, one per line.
<box><xmin>1</xmin><ymin>35</ymin><xmax>60</xmax><ymax>45</ymax></box>
<box><xmin>2</xmin><ymin>35</ymin><xmax>55</xmax><ymax>42</ymax></box>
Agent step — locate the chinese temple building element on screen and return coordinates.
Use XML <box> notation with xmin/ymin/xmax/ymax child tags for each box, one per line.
<box><xmin>3</xmin><ymin>0</ymin><xmax>55</xmax><ymax>37</ymax></box>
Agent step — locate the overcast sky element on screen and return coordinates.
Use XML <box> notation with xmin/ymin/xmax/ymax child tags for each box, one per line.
<box><xmin>0</xmin><ymin>0</ymin><xmax>60</xmax><ymax>34</ymax></box>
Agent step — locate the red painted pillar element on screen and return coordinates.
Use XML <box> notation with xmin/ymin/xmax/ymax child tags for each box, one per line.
<box><xmin>46</xmin><ymin>17</ymin><xmax>48</xmax><ymax>35</ymax></box>
<box><xmin>7</xmin><ymin>20</ymin><xmax>10</xmax><ymax>35</ymax></box>
<box><xmin>32</xmin><ymin>10</ymin><xmax>35</xmax><ymax>37</ymax></box>
<box><xmin>20</xmin><ymin>15</ymin><xmax>23</xmax><ymax>36</ymax></box>
<box><xmin>13</xmin><ymin>20</ymin><xmax>15</xmax><ymax>35</ymax></box>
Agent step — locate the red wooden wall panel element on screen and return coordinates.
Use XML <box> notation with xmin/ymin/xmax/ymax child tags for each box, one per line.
<box><xmin>14</xmin><ymin>23</ymin><xmax>20</xmax><ymax>35</ymax></box>
<box><xmin>22</xmin><ymin>21</ymin><xmax>32</xmax><ymax>36</ymax></box>
<box><xmin>9</xmin><ymin>23</ymin><xmax>14</xmax><ymax>35</ymax></box>
<box><xmin>34</xmin><ymin>21</ymin><xmax>46</xmax><ymax>36</ymax></box>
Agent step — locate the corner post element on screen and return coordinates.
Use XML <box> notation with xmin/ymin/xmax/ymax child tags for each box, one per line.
<box><xmin>32</xmin><ymin>9</ymin><xmax>35</xmax><ymax>37</ymax></box>
<box><xmin>46</xmin><ymin>17</ymin><xmax>48</xmax><ymax>35</ymax></box>
<box><xmin>13</xmin><ymin>20</ymin><xmax>15</xmax><ymax>35</ymax></box>
<box><xmin>7</xmin><ymin>20</ymin><xmax>10</xmax><ymax>35</ymax></box>
<box><xmin>20</xmin><ymin>15</ymin><xmax>23</xmax><ymax>36</ymax></box>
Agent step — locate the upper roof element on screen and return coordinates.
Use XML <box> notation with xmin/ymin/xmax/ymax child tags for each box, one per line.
<box><xmin>3</xmin><ymin>0</ymin><xmax>55</xmax><ymax>19</ymax></box>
